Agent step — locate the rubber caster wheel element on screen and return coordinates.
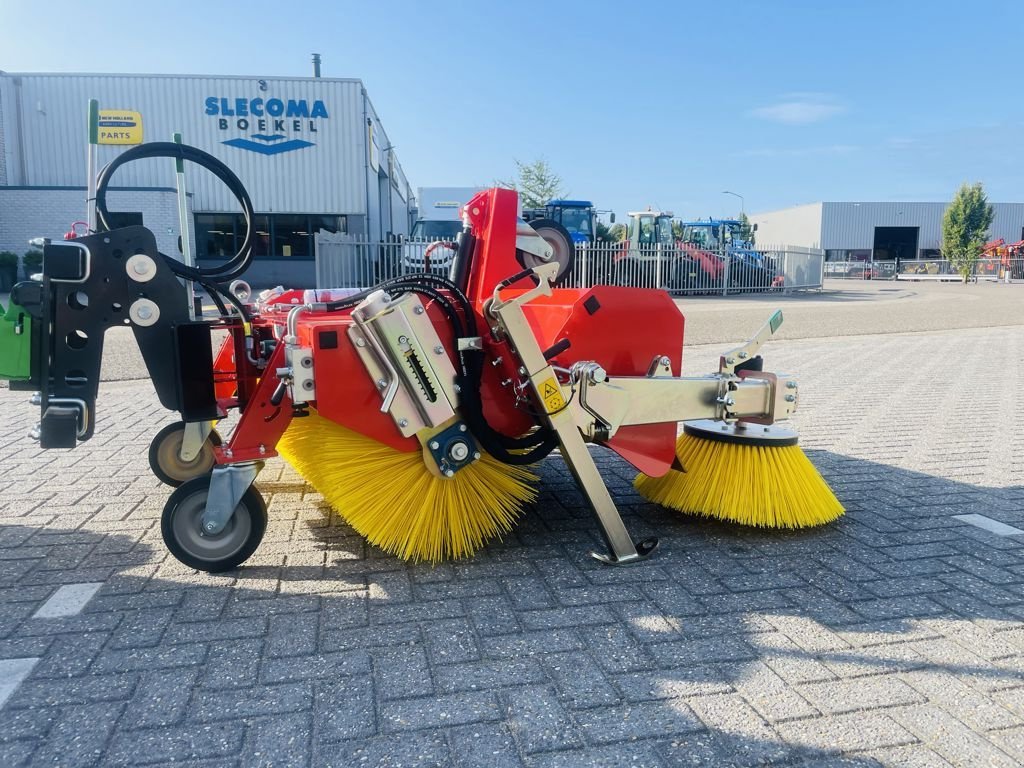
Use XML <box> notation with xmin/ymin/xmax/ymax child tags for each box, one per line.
<box><xmin>161</xmin><ymin>475</ymin><xmax>267</xmax><ymax>572</ymax></box>
<box><xmin>149</xmin><ymin>422</ymin><xmax>222</xmax><ymax>487</ymax></box>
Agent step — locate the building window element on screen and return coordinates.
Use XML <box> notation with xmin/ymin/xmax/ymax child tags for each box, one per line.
<box><xmin>825</xmin><ymin>249</ymin><xmax>871</xmax><ymax>262</ymax></box>
<box><xmin>195</xmin><ymin>214</ymin><xmax>347</xmax><ymax>260</ymax></box>
<box><xmin>107</xmin><ymin>211</ymin><xmax>144</xmax><ymax>229</ymax></box>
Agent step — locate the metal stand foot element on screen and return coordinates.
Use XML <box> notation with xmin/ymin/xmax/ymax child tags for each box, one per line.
<box><xmin>591</xmin><ymin>536</ymin><xmax>659</xmax><ymax>565</ymax></box>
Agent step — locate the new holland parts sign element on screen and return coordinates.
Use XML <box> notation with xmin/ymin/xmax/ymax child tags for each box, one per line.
<box><xmin>205</xmin><ymin>86</ymin><xmax>327</xmax><ymax>155</ymax></box>
<box><xmin>97</xmin><ymin>111</ymin><xmax>143</xmax><ymax>144</ymax></box>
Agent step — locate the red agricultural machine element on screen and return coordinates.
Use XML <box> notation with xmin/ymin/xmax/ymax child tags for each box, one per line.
<box><xmin>0</xmin><ymin>143</ymin><xmax>841</xmax><ymax>572</ymax></box>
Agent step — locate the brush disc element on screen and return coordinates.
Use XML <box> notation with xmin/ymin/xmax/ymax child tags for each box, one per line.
<box><xmin>634</xmin><ymin>421</ymin><xmax>844</xmax><ymax>528</ymax></box>
<box><xmin>277</xmin><ymin>410</ymin><xmax>538</xmax><ymax>562</ymax></box>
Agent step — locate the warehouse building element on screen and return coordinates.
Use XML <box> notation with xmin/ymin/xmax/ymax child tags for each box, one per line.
<box><xmin>0</xmin><ymin>69</ymin><xmax>413</xmax><ymax>286</ymax></box>
<box><xmin>751</xmin><ymin>201</ymin><xmax>1024</xmax><ymax>262</ymax></box>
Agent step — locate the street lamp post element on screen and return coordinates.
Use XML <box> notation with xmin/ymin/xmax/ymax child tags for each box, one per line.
<box><xmin>722</xmin><ymin>190</ymin><xmax>744</xmax><ymax>216</ymax></box>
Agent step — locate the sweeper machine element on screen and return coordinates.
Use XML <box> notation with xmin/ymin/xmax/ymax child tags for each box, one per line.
<box><xmin>0</xmin><ymin>143</ymin><xmax>843</xmax><ymax>572</ymax></box>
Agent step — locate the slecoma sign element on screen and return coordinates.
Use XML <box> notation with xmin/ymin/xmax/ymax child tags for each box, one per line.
<box><xmin>205</xmin><ymin>97</ymin><xmax>329</xmax><ymax>155</ymax></box>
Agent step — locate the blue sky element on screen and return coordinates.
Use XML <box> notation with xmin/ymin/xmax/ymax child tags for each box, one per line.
<box><xmin>2</xmin><ymin>0</ymin><xmax>1022</xmax><ymax>219</ymax></box>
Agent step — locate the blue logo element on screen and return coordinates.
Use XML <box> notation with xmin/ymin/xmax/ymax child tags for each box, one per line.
<box><xmin>206</xmin><ymin>96</ymin><xmax>327</xmax><ymax>156</ymax></box>
<box><xmin>222</xmin><ymin>135</ymin><xmax>315</xmax><ymax>155</ymax></box>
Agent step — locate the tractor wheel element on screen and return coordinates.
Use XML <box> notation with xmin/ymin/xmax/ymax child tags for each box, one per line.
<box><xmin>161</xmin><ymin>476</ymin><xmax>267</xmax><ymax>572</ymax></box>
<box><xmin>518</xmin><ymin>218</ymin><xmax>575</xmax><ymax>285</ymax></box>
<box><xmin>149</xmin><ymin>422</ymin><xmax>222</xmax><ymax>487</ymax></box>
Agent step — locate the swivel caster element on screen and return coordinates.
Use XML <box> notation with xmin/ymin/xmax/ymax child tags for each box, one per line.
<box><xmin>148</xmin><ymin>421</ymin><xmax>222</xmax><ymax>487</ymax></box>
<box><xmin>161</xmin><ymin>475</ymin><xmax>267</xmax><ymax>572</ymax></box>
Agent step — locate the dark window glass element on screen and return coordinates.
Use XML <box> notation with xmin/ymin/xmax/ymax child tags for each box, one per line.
<box><xmin>312</xmin><ymin>215</ymin><xmax>346</xmax><ymax>235</ymax></box>
<box><xmin>273</xmin><ymin>214</ymin><xmax>310</xmax><ymax>258</ymax></box>
<box><xmin>251</xmin><ymin>215</ymin><xmax>271</xmax><ymax>258</ymax></box>
<box><xmin>108</xmin><ymin>211</ymin><xmax>144</xmax><ymax>229</ymax></box>
<box><xmin>195</xmin><ymin>213</ymin><xmax>236</xmax><ymax>259</ymax></box>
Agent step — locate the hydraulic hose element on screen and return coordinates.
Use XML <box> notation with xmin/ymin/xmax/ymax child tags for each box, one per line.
<box><xmin>94</xmin><ymin>142</ymin><xmax>255</xmax><ymax>283</ymax></box>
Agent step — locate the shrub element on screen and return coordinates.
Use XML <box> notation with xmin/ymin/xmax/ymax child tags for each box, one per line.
<box><xmin>22</xmin><ymin>249</ymin><xmax>43</xmax><ymax>279</ymax></box>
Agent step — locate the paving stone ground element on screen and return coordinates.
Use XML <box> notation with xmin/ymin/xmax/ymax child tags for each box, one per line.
<box><xmin>1</xmin><ymin>318</ymin><xmax>1023</xmax><ymax>766</ymax></box>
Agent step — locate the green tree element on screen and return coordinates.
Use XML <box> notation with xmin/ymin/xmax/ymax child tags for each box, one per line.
<box><xmin>596</xmin><ymin>221</ymin><xmax>626</xmax><ymax>242</ymax></box>
<box><xmin>737</xmin><ymin>212</ymin><xmax>755</xmax><ymax>244</ymax></box>
<box><xmin>497</xmin><ymin>159</ymin><xmax>565</xmax><ymax>209</ymax></box>
<box><xmin>942</xmin><ymin>183</ymin><xmax>995</xmax><ymax>283</ymax></box>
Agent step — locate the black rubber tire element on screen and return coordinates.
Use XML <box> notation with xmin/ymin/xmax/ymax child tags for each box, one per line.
<box><xmin>148</xmin><ymin>422</ymin><xmax>222</xmax><ymax>487</ymax></box>
<box><xmin>161</xmin><ymin>475</ymin><xmax>267</xmax><ymax>572</ymax></box>
<box><xmin>519</xmin><ymin>218</ymin><xmax>575</xmax><ymax>285</ymax></box>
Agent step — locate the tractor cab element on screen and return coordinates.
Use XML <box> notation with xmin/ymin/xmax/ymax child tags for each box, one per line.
<box><xmin>627</xmin><ymin>208</ymin><xmax>675</xmax><ymax>249</ymax></box>
<box><xmin>523</xmin><ymin>199</ymin><xmax>599</xmax><ymax>244</ymax></box>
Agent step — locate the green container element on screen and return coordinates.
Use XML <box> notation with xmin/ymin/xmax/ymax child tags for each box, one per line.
<box><xmin>0</xmin><ymin>300</ymin><xmax>32</xmax><ymax>380</ymax></box>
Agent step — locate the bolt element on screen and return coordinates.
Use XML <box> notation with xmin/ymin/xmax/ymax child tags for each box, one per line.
<box><xmin>136</xmin><ymin>306</ymin><xmax>152</xmax><ymax>320</ymax></box>
<box><xmin>472</xmin><ymin>451</ymin><xmax>481</xmax><ymax>460</ymax></box>
<box><xmin>726</xmin><ymin>398</ymin><xmax>735</xmax><ymax>406</ymax></box>
<box><xmin>205</xmin><ymin>522</ymin><xmax>217</xmax><ymax>532</ymax></box>
<box><xmin>377</xmin><ymin>379</ymin><xmax>387</xmax><ymax>389</ymax></box>
<box><xmin>726</xmin><ymin>357</ymin><xmax>735</xmax><ymax>365</ymax></box>
<box><xmin>518</xmin><ymin>366</ymin><xmax>527</xmax><ymax>376</ymax></box>
<box><xmin>491</xmin><ymin>356</ymin><xmax>503</xmax><ymax>366</ymax></box>
<box><xmin>433</xmin><ymin>345</ymin><xmax>444</xmax><ymax>355</ymax></box>
<box><xmin>458</xmin><ymin>424</ymin><xmax>467</xmax><ymax>432</ymax></box>
<box><xmin>786</xmin><ymin>380</ymin><xmax>797</xmax><ymax>389</ymax></box>
<box><xmin>355</xmin><ymin>337</ymin><xmax>366</xmax><ymax>347</ymax></box>
<box><xmin>413</xmin><ymin>305</ymin><xmax>424</xmax><ymax>314</ymax></box>
<box><xmin>444</xmin><ymin>469</ymin><xmax>455</xmax><ymax>478</ymax></box>
<box><xmin>449</xmin><ymin>441</ymin><xmax>470</xmax><ymax>461</ymax></box>
<box><xmin>398</xmin><ymin>418</ymin><xmax>409</xmax><ymax>428</ymax></box>
<box><xmin>258</xmin><ymin>444</ymin><xmax>266</xmax><ymax>455</ymax></box>
<box><xmin>659</xmin><ymin>355</ymin><xmax>671</xmax><ymax>367</ymax></box>
<box><xmin>302</xmin><ymin>380</ymin><xmax>314</xmax><ymax>390</ymax></box>
<box><xmin>398</xmin><ymin>335</ymin><xmax>409</xmax><ymax>345</ymax></box>
<box><xmin>738</xmin><ymin>351</ymin><xmax>748</xmax><ymax>359</ymax></box>
<box><xmin>453</xmin><ymin>384</ymin><xmax>461</xmax><ymax>394</ymax></box>
<box><xmin>300</xmin><ymin>357</ymin><xmax>313</xmax><ymax>368</ymax></box>
<box><xmin>500</xmin><ymin>378</ymin><xmax>512</xmax><ymax>387</ymax></box>
<box><xmin>429</xmin><ymin>441</ymin><xmax>440</xmax><ymax>450</ymax></box>
<box><xmin>224</xmin><ymin>448</ymin><xmax>233</xmax><ymax>458</ymax></box>
<box><xmin>133</xmin><ymin>261</ymin><xmax>149</xmax><ymax>275</ymax></box>
<box><xmin>784</xmin><ymin>394</ymin><xmax>796</xmax><ymax>402</ymax></box>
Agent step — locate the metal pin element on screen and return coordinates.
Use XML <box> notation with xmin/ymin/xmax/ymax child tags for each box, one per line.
<box><xmin>430</xmin><ymin>441</ymin><xmax>440</xmax><ymax>450</ymax></box>
<box><xmin>398</xmin><ymin>418</ymin><xmax>409</xmax><ymax>428</ymax></box>
<box><xmin>355</xmin><ymin>337</ymin><xmax>366</xmax><ymax>347</ymax></box>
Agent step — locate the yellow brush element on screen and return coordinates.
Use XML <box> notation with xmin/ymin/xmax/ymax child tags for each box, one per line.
<box><xmin>277</xmin><ymin>410</ymin><xmax>538</xmax><ymax>562</ymax></box>
<box><xmin>635</xmin><ymin>421</ymin><xmax>843</xmax><ymax>528</ymax></box>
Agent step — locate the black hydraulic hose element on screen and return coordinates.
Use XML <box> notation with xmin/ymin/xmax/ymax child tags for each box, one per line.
<box><xmin>94</xmin><ymin>142</ymin><xmax>255</xmax><ymax>282</ymax></box>
<box><xmin>451</xmin><ymin>230</ymin><xmax>475</xmax><ymax>294</ymax></box>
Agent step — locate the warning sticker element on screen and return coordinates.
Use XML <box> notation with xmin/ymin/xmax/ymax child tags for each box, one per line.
<box><xmin>539</xmin><ymin>376</ymin><xmax>566</xmax><ymax>413</ymax></box>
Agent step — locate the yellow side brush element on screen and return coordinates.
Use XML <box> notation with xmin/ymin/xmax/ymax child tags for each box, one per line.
<box><xmin>634</xmin><ymin>420</ymin><xmax>843</xmax><ymax>528</ymax></box>
<box><xmin>277</xmin><ymin>410</ymin><xmax>538</xmax><ymax>562</ymax></box>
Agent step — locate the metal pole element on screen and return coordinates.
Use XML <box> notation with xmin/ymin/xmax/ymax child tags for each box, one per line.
<box><xmin>172</xmin><ymin>133</ymin><xmax>196</xmax><ymax>320</ymax></box>
<box><xmin>86</xmin><ymin>99</ymin><xmax>99</xmax><ymax>232</ymax></box>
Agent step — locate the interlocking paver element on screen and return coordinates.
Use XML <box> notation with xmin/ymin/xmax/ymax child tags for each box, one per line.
<box><xmin>1</xmin><ymin>318</ymin><xmax>1024</xmax><ymax>765</ymax></box>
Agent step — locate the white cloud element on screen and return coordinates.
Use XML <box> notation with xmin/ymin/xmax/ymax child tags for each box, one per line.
<box><xmin>749</xmin><ymin>93</ymin><xmax>846</xmax><ymax>125</ymax></box>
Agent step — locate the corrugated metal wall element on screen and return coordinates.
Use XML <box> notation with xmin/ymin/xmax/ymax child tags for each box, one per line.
<box><xmin>821</xmin><ymin>202</ymin><xmax>1024</xmax><ymax>251</ymax></box>
<box><xmin>750</xmin><ymin>203</ymin><xmax>823</xmax><ymax>249</ymax></box>
<box><xmin>3</xmin><ymin>74</ymin><xmax>373</xmax><ymax>215</ymax></box>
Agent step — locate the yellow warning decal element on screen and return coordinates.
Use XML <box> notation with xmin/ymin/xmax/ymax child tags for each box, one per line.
<box><xmin>539</xmin><ymin>376</ymin><xmax>566</xmax><ymax>413</ymax></box>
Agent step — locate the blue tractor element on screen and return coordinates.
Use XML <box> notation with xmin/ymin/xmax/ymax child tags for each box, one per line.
<box><xmin>680</xmin><ymin>218</ymin><xmax>776</xmax><ymax>289</ymax></box>
<box><xmin>523</xmin><ymin>199</ymin><xmax>610</xmax><ymax>245</ymax></box>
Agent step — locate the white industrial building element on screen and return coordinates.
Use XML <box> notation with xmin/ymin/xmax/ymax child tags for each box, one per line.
<box><xmin>751</xmin><ymin>202</ymin><xmax>1024</xmax><ymax>262</ymax></box>
<box><xmin>0</xmin><ymin>70</ymin><xmax>413</xmax><ymax>286</ymax></box>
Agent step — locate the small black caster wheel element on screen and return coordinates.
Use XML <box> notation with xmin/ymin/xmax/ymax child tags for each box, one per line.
<box><xmin>161</xmin><ymin>476</ymin><xmax>267</xmax><ymax>572</ymax></box>
<box><xmin>149</xmin><ymin>422</ymin><xmax>222</xmax><ymax>487</ymax></box>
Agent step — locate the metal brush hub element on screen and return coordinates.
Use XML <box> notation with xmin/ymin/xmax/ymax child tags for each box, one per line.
<box><xmin>683</xmin><ymin>419</ymin><xmax>799</xmax><ymax>447</ymax></box>
<box><xmin>425</xmin><ymin>421</ymin><xmax>480</xmax><ymax>478</ymax></box>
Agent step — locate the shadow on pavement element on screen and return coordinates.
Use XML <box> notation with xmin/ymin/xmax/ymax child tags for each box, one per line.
<box><xmin>0</xmin><ymin>441</ymin><xmax>1021</xmax><ymax>766</ymax></box>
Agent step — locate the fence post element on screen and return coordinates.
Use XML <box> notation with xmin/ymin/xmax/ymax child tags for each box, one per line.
<box><xmin>722</xmin><ymin>248</ymin><xmax>730</xmax><ymax>296</ymax></box>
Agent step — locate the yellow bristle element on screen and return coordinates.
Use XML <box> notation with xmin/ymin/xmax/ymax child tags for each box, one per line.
<box><xmin>277</xmin><ymin>410</ymin><xmax>538</xmax><ymax>562</ymax></box>
<box><xmin>634</xmin><ymin>432</ymin><xmax>844</xmax><ymax>528</ymax></box>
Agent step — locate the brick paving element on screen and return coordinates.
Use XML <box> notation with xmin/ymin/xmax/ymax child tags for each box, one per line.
<box><xmin>0</xmin><ymin>325</ymin><xmax>1022</xmax><ymax>767</ymax></box>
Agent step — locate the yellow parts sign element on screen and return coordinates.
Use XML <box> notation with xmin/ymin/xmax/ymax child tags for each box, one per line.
<box><xmin>97</xmin><ymin>110</ymin><xmax>143</xmax><ymax>145</ymax></box>
<box><xmin>538</xmin><ymin>376</ymin><xmax>566</xmax><ymax>414</ymax></box>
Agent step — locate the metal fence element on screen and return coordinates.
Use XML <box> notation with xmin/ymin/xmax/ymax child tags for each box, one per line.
<box><xmin>316</xmin><ymin>233</ymin><xmax>825</xmax><ymax>295</ymax></box>
<box><xmin>824</xmin><ymin>257</ymin><xmax>1024</xmax><ymax>282</ymax></box>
